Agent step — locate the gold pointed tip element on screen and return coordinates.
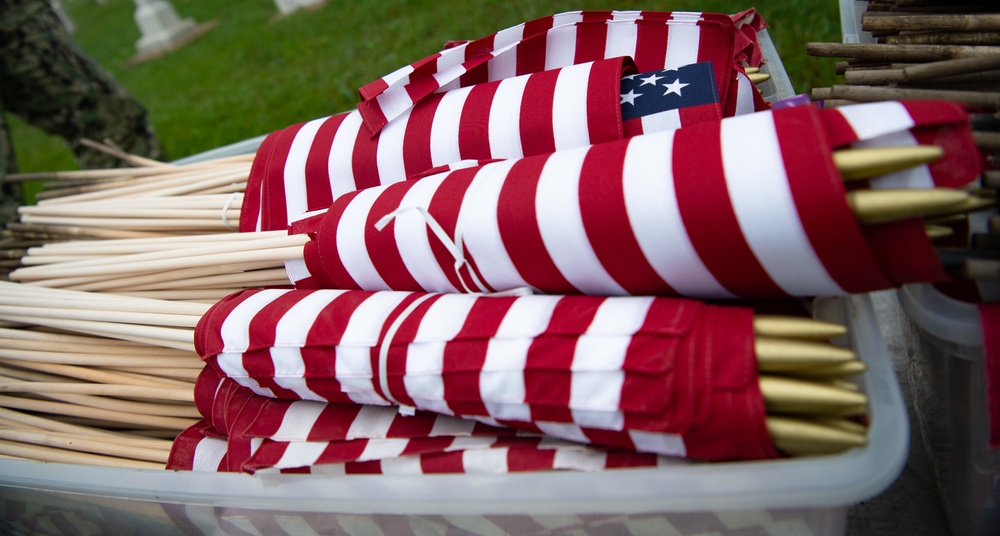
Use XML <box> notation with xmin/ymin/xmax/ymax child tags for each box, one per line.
<box><xmin>780</xmin><ymin>360</ymin><xmax>869</xmax><ymax>379</ymax></box>
<box><xmin>749</xmin><ymin>72</ymin><xmax>771</xmax><ymax>84</ymax></box>
<box><xmin>833</xmin><ymin>145</ymin><xmax>944</xmax><ymax>181</ymax></box>
<box><xmin>760</xmin><ymin>375</ymin><xmax>869</xmax><ymax>415</ymax></box>
<box><xmin>755</xmin><ymin>337</ymin><xmax>856</xmax><ymax>371</ymax></box>
<box><xmin>744</xmin><ymin>66</ymin><xmax>761</xmax><ymax>74</ymax></box>
<box><xmin>848</xmin><ymin>188</ymin><xmax>971</xmax><ymax>225</ymax></box>
<box><xmin>767</xmin><ymin>416</ymin><xmax>868</xmax><ymax>456</ymax></box>
<box><xmin>925</xmin><ymin>224</ymin><xmax>954</xmax><ymax>239</ymax></box>
<box><xmin>753</xmin><ymin>315</ymin><xmax>848</xmax><ymax>341</ymax></box>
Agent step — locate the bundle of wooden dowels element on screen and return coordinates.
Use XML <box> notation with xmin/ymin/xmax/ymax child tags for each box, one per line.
<box><xmin>0</xmin><ymin>280</ymin><xmax>869</xmax><ymax>466</ymax></box>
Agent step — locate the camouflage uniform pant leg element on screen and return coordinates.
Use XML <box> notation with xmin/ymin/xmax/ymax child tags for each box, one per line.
<box><xmin>0</xmin><ymin>0</ymin><xmax>166</xmax><ymax>173</ymax></box>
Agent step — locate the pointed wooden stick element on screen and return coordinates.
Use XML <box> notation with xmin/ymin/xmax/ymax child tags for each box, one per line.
<box><xmin>0</xmin><ymin>438</ymin><xmax>164</xmax><ymax>469</ymax></box>
<box><xmin>0</xmin><ymin>381</ymin><xmax>193</xmax><ymax>402</ymax></box>
<box><xmin>0</xmin><ymin>429</ymin><xmax>169</xmax><ymax>463</ymax></box>
<box><xmin>0</xmin><ymin>395</ymin><xmax>196</xmax><ymax>429</ymax></box>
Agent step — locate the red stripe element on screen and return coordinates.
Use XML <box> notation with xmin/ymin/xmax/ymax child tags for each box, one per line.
<box><xmin>420</xmin><ymin>450</ymin><xmax>465</xmax><ymax>473</ymax></box>
<box><xmin>497</xmin><ymin>155</ymin><xmax>576</xmax><ymax>293</ymax></box>
<box><xmin>578</xmin><ymin>141</ymin><xmax>674</xmax><ymax>295</ymax></box>
<box><xmin>240</xmin><ymin>130</ymin><xmax>282</xmax><ymax>232</ymax></box>
<box><xmin>672</xmin><ymin>123</ymin><xmax>785</xmax><ymax>297</ymax></box>
<box><xmin>677</xmin><ymin>101</ymin><xmax>722</xmax><ymax>126</ymax></box>
<box><xmin>313</xmin><ymin>438</ymin><xmax>369</xmax><ymax>464</ymax></box>
<box><xmin>196</xmin><ymin>289</ymin><xmax>265</xmax><ymax>358</ymax></box>
<box><xmin>442</xmin><ymin>296</ymin><xmax>518</xmax><ymax>418</ymax></box>
<box><xmin>586</xmin><ymin>57</ymin><xmax>629</xmax><ymax>144</ymax></box>
<box><xmin>864</xmin><ymin>220</ymin><xmax>950</xmax><ymax>285</ymax></box>
<box><xmin>696</xmin><ymin>19</ymin><xmax>736</xmax><ymax>111</ymax></box>
<box><xmin>356</xmin><ymin>99</ymin><xmax>389</xmax><ymax>138</ymax></box>
<box><xmin>517</xmin><ymin>68</ymin><xmax>559</xmax><ymax>156</ymax></box>
<box><xmin>368</xmin><ymin>292</ymin><xmax>427</xmax><ymax>403</ymax></box>
<box><xmin>400</xmin><ymin>436</ymin><xmax>456</xmax><ymax>457</ymax></box>
<box><xmin>458</xmin><ymin>82</ymin><xmax>500</xmax><ymax>160</ymax></box>
<box><xmin>306</xmin><ymin>404</ymin><xmax>363</xmax><ymax>441</ymax></box>
<box><xmin>524</xmin><ymin>297</ymin><xmax>601</xmax><ymax>423</ymax></box>
<box><xmin>262</xmin><ymin>123</ymin><xmax>306</xmax><ymax>232</ymax></box>
<box><xmin>401</xmin><ymin>92</ymin><xmax>443</xmax><ymax>179</ymax></box>
<box><xmin>515</xmin><ymin>17</ymin><xmax>555</xmax><ymax>75</ymax></box>
<box><xmin>364</xmin><ymin>180</ymin><xmax>423</xmax><ymax>291</ymax></box>
<box><xmin>350</xmin><ymin>122</ymin><xmax>381</xmax><ymax>190</ymax></box>
<box><xmin>304</xmin><ymin>290</ymin><xmax>376</xmax><ymax>347</ymax></box>
<box><xmin>578</xmin><ymin>427</ymin><xmax>636</xmax><ymax>451</ymax></box>
<box><xmin>384</xmin><ymin>411</ymin><xmax>437</xmax><ymax>438</ymax></box>
<box><xmin>774</xmin><ymin>106</ymin><xmax>892</xmax><ymax>293</ymax></box>
<box><xmin>303</xmin><ymin>114</ymin><xmax>348</xmax><ymax>213</ymax></box>
<box><xmin>310</xmin><ymin>192</ymin><xmax>364</xmax><ymax>289</ymax></box>
<box><xmin>459</xmin><ymin>34</ymin><xmax>494</xmax><ymax>88</ymax></box>
<box><xmin>507</xmin><ymin>447</ymin><xmax>556</xmax><ymax>472</ymax></box>
<box><xmin>633</xmin><ymin>20</ymin><xmax>669</xmax><ymax>71</ymax></box>
<box><xmin>424</xmin><ymin>167</ymin><xmax>479</xmax><ymax>292</ymax></box>
<box><xmin>573</xmin><ymin>21</ymin><xmax>608</xmax><ymax>65</ymax></box>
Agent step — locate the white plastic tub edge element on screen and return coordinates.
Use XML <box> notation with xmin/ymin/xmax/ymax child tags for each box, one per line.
<box><xmin>0</xmin><ymin>294</ymin><xmax>909</xmax><ymax>517</ymax></box>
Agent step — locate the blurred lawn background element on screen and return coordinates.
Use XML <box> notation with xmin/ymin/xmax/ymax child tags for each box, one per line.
<box><xmin>10</xmin><ymin>0</ymin><xmax>841</xmax><ymax>185</ymax></box>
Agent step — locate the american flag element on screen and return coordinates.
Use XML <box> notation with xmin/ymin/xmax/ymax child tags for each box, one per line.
<box><xmin>619</xmin><ymin>62</ymin><xmax>721</xmax><ymax>136</ymax></box>
<box><xmin>190</xmin><ymin>287</ymin><xmax>777</xmax><ymax>462</ymax></box>
<box><xmin>355</xmin><ymin>10</ymin><xmax>765</xmax><ymax>136</ymax></box>
<box><xmin>281</xmin><ymin>101</ymin><xmax>980</xmax><ymax>298</ymax></box>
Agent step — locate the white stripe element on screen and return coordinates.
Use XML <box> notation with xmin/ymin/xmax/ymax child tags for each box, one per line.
<box><xmin>283</xmin><ymin>118</ymin><xmax>326</xmax><ymax>225</ymax></box>
<box><xmin>669</xmin><ymin>11</ymin><xmax>704</xmax><ymax>23</ymax></box>
<box><xmin>571</xmin><ymin>337</ymin><xmax>626</xmax><ymax>415</ymax></box>
<box><xmin>390</xmin><ymin>174</ymin><xmax>459</xmax><ymax>293</ymax></box>
<box><xmin>340</xmin><ymin>291</ymin><xmax>410</xmax><ymax>347</ymax></box>
<box><xmin>270</xmin><ymin>346</ymin><xmax>324</xmax><ymax>401</ymax></box>
<box><xmin>721</xmin><ymin>112</ymin><xmax>845</xmax><ymax>295</ymax></box>
<box><xmin>336</xmin><ymin>187</ymin><xmax>390</xmax><ymax>290</ymax></box>
<box><xmin>404</xmin><ymin>342</ymin><xmax>452</xmax><ymax>415</ymax></box>
<box><xmin>336</xmin><ymin>346</ymin><xmax>388</xmax><ymax>406</ymax></box>
<box><xmin>480</xmin><ymin>338</ymin><xmax>532</xmax><ymax>422</ymax></box>
<box><xmin>377</xmin><ymin>456</ymin><xmax>424</xmax><ymax>475</ymax></box>
<box><xmin>430</xmin><ymin>413</ymin><xmax>477</xmax><ymax>436</ymax></box>
<box><xmin>550</xmin><ymin>62</ymin><xmax>595</xmax><ymax>150</ymax></box>
<box><xmin>639</xmin><ymin>109</ymin><xmax>682</xmax><ymax>133</ymax></box>
<box><xmin>733</xmin><ymin>72</ymin><xmax>756</xmax><ymax>116</ymax></box>
<box><xmin>413</xmin><ymin>292</ymin><xmax>477</xmax><ymax>342</ymax></box>
<box><xmin>586</xmin><ymin>295</ymin><xmax>653</xmax><ymax>335</ymax></box>
<box><xmin>345</xmin><ymin>405</ymin><xmax>398</xmax><ymax>439</ymax></box>
<box><xmin>664</xmin><ymin>23</ymin><xmax>701</xmax><ymax>69</ymax></box>
<box><xmin>448</xmin><ymin>436</ymin><xmax>499</xmax><ymax>451</ymax></box>
<box><xmin>855</xmin><ymin>130</ymin><xmax>934</xmax><ymax>189</ymax></box>
<box><xmin>488</xmin><ymin>75</ymin><xmax>528</xmax><ymax>158</ymax></box>
<box><xmin>191</xmin><ymin>436</ymin><xmax>227</xmax><ymax>472</ymax></box>
<box><xmin>535</xmin><ymin>421</ymin><xmax>589</xmax><ymax>443</ymax></box>
<box><xmin>553</xmin><ymin>447</ymin><xmax>609</xmax><ymax>472</ymax></box>
<box><xmin>545</xmin><ymin>22</ymin><xmax>580</xmax><ymax>71</ymax></box>
<box><xmin>359</xmin><ymin>438</ymin><xmax>410</xmax><ymax>461</ymax></box>
<box><xmin>496</xmin><ymin>294</ymin><xmax>561</xmax><ymax>339</ymax></box>
<box><xmin>220</xmin><ymin>288</ymin><xmax>291</xmax><ymax>352</ymax></box>
<box><xmin>327</xmin><ymin>112</ymin><xmax>363</xmax><ymax>198</ymax></box>
<box><xmin>612</xmin><ymin>10</ymin><xmax>643</xmax><ymax>21</ymax></box>
<box><xmin>283</xmin><ymin>258</ymin><xmax>311</xmax><ymax>285</ymax></box>
<box><xmin>551</xmin><ymin>62</ymin><xmax>593</xmax><ymax>150</ymax></box>
<box><xmin>274</xmin><ymin>290</ymin><xmax>346</xmax><ymax>347</ymax></box>
<box><xmin>457</xmin><ymin>160</ymin><xmax>528</xmax><ymax>290</ymax></box>
<box><xmin>604</xmin><ymin>20</ymin><xmax>639</xmax><ymax>60</ymax></box>
<box><xmin>622</xmin><ymin>131</ymin><xmax>733</xmax><ymax>297</ymax></box>
<box><xmin>377</xmin><ymin>294</ymin><xmax>436</xmax><ymax>408</ymax></box>
<box><xmin>836</xmin><ymin>101</ymin><xmax>915</xmax><ymax>140</ymax></box>
<box><xmin>462</xmin><ymin>447</ymin><xmax>509</xmax><ymax>474</ymax></box>
<box><xmin>535</xmin><ymin>147</ymin><xmax>626</xmax><ymax>295</ymax></box>
<box><xmin>629</xmin><ymin>429</ymin><xmax>686</xmax><ymax>457</ymax></box>
<box><xmin>379</xmin><ymin>63</ymin><xmax>415</xmax><ymax>90</ymax></box>
<box><xmin>429</xmin><ymin>87</ymin><xmax>470</xmax><ymax>167</ymax></box>
<box><xmin>373</xmin><ymin>90</ymin><xmax>418</xmax><ymax>130</ymax></box>
<box><xmin>488</xmin><ymin>23</ymin><xmax>525</xmax><ymax>81</ymax></box>
<box><xmin>272</xmin><ymin>400</ymin><xmax>326</xmax><ymax>441</ymax></box>
<box><xmin>275</xmin><ymin>441</ymin><xmax>327</xmax><ymax>469</ymax></box>
<box><xmin>374</xmin><ymin>106</ymin><xmax>410</xmax><ymax>186</ymax></box>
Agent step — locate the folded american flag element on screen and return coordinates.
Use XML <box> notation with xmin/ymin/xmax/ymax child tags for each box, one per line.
<box><xmin>620</xmin><ymin>62</ymin><xmax>721</xmax><ymax>137</ymax></box>
<box><xmin>356</xmin><ymin>10</ymin><xmax>766</xmax><ymax>135</ymax></box>
<box><xmin>190</xmin><ymin>288</ymin><xmax>776</xmax><ymax>462</ymax></box>
<box><xmin>168</xmin><ymin>367</ymin><xmax>681</xmax><ymax>473</ymax></box>
<box><xmin>281</xmin><ymin>101</ymin><xmax>980</xmax><ymax>298</ymax></box>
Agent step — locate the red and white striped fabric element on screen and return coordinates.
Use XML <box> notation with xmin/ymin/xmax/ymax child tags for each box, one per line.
<box><xmin>241</xmin><ymin>57</ymin><xmax>651</xmax><ymax>233</ymax></box>
<box><xmin>355</xmin><ymin>10</ymin><xmax>763</xmax><ymax>136</ymax></box>
<box><xmin>283</xmin><ymin>101</ymin><xmax>981</xmax><ymax>298</ymax></box>
<box><xmin>169</xmin><ymin>421</ymin><xmax>677</xmax><ymax>474</ymax></box>
<box><xmin>192</xmin><ymin>288</ymin><xmax>776</xmax><ymax>462</ymax></box>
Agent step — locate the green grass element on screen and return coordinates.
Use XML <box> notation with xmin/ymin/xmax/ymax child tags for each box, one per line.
<box><xmin>10</xmin><ymin>0</ymin><xmax>841</xmax><ymax>177</ymax></box>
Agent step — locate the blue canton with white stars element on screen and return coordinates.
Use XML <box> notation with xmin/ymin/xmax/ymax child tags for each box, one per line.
<box><xmin>619</xmin><ymin>62</ymin><xmax>720</xmax><ymax>120</ymax></box>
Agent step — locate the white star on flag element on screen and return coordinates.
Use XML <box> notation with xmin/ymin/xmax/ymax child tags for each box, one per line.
<box><xmin>639</xmin><ymin>72</ymin><xmax>665</xmax><ymax>86</ymax></box>
<box><xmin>663</xmin><ymin>79</ymin><xmax>689</xmax><ymax>97</ymax></box>
<box><xmin>620</xmin><ymin>89</ymin><xmax>642</xmax><ymax>105</ymax></box>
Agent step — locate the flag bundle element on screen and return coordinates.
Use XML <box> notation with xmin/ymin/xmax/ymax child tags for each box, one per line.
<box><xmin>281</xmin><ymin>100</ymin><xmax>981</xmax><ymax>298</ymax></box>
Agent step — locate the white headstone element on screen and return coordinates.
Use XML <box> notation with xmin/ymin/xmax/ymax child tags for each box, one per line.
<box><xmin>274</xmin><ymin>0</ymin><xmax>324</xmax><ymax>16</ymax></box>
<box><xmin>132</xmin><ymin>0</ymin><xmax>197</xmax><ymax>55</ymax></box>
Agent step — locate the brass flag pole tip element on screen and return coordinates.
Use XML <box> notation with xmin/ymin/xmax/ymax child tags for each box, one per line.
<box><xmin>833</xmin><ymin>145</ymin><xmax>944</xmax><ymax>181</ymax></box>
<box><xmin>925</xmin><ymin>224</ymin><xmax>955</xmax><ymax>239</ymax></box>
<box><xmin>753</xmin><ymin>315</ymin><xmax>848</xmax><ymax>340</ymax></box>
<box><xmin>748</xmin><ymin>72</ymin><xmax>771</xmax><ymax>85</ymax></box>
<box><xmin>759</xmin><ymin>375</ymin><xmax>869</xmax><ymax>416</ymax></box>
<box><xmin>780</xmin><ymin>359</ymin><xmax>868</xmax><ymax>379</ymax></box>
<box><xmin>755</xmin><ymin>337</ymin><xmax>857</xmax><ymax>371</ymax></box>
<box><xmin>848</xmin><ymin>188</ymin><xmax>971</xmax><ymax>225</ymax></box>
<box><xmin>767</xmin><ymin>416</ymin><xmax>868</xmax><ymax>456</ymax></box>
